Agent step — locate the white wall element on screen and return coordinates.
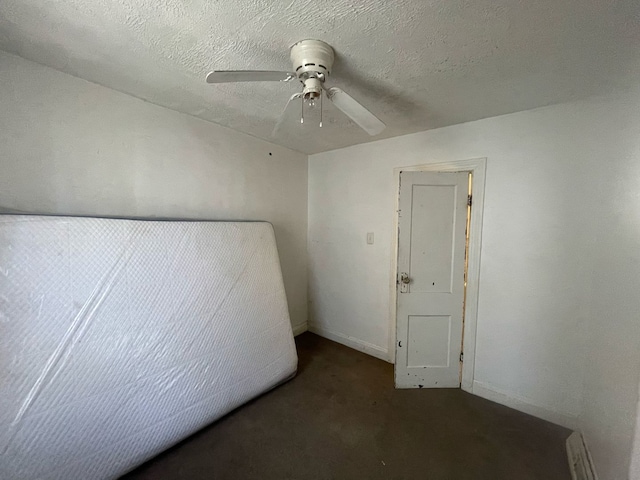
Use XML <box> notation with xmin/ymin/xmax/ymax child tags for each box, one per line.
<box><xmin>308</xmin><ymin>88</ymin><xmax>640</xmax><ymax>479</ymax></box>
<box><xmin>0</xmin><ymin>51</ymin><xmax>308</xmax><ymax>332</ymax></box>
<box><xmin>631</xmin><ymin>391</ymin><xmax>640</xmax><ymax>480</ymax></box>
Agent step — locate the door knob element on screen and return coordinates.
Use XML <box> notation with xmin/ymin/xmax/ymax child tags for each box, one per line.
<box><xmin>400</xmin><ymin>273</ymin><xmax>410</xmax><ymax>284</ymax></box>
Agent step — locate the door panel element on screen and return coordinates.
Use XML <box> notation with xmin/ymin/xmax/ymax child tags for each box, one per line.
<box><xmin>409</xmin><ymin>185</ymin><xmax>456</xmax><ymax>293</ymax></box>
<box><xmin>395</xmin><ymin>171</ymin><xmax>468</xmax><ymax>389</ymax></box>
<box><xmin>407</xmin><ymin>315</ymin><xmax>451</xmax><ymax>367</ymax></box>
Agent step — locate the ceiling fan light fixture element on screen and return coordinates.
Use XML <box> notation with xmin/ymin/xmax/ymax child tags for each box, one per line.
<box><xmin>302</xmin><ymin>76</ymin><xmax>322</xmax><ymax>103</ymax></box>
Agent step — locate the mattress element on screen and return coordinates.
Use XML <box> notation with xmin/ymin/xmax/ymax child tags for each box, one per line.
<box><xmin>0</xmin><ymin>215</ymin><xmax>298</xmax><ymax>479</ymax></box>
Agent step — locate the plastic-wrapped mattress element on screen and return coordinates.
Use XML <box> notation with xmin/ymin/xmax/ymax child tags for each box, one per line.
<box><xmin>0</xmin><ymin>215</ymin><xmax>298</xmax><ymax>479</ymax></box>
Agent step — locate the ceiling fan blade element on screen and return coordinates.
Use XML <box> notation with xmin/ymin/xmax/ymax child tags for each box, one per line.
<box><xmin>272</xmin><ymin>92</ymin><xmax>302</xmax><ymax>138</ymax></box>
<box><xmin>325</xmin><ymin>87</ymin><xmax>385</xmax><ymax>136</ymax></box>
<box><xmin>206</xmin><ymin>70</ymin><xmax>295</xmax><ymax>83</ymax></box>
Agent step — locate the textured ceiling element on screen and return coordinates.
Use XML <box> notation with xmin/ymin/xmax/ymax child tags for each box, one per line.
<box><xmin>1</xmin><ymin>0</ymin><xmax>638</xmax><ymax>154</ymax></box>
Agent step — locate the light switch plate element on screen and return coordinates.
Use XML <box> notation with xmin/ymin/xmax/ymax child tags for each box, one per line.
<box><xmin>366</xmin><ymin>232</ymin><xmax>374</xmax><ymax>245</ymax></box>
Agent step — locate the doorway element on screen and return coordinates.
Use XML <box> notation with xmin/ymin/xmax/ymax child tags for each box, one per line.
<box><xmin>389</xmin><ymin>159</ymin><xmax>486</xmax><ymax>391</ymax></box>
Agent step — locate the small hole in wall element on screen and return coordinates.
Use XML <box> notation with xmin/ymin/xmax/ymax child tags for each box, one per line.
<box><xmin>269</xmin><ymin>152</ymin><xmax>272</xmax><ymax>156</ymax></box>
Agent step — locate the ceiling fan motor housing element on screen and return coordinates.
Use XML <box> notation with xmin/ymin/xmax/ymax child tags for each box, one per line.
<box><xmin>290</xmin><ymin>39</ymin><xmax>335</xmax><ymax>82</ymax></box>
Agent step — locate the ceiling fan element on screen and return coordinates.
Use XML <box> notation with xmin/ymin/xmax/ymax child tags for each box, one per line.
<box><xmin>206</xmin><ymin>39</ymin><xmax>386</xmax><ymax>137</ymax></box>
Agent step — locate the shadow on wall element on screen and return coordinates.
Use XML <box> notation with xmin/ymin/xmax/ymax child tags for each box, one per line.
<box><xmin>472</xmin><ymin>146</ymin><xmax>593</xmax><ymax>424</ymax></box>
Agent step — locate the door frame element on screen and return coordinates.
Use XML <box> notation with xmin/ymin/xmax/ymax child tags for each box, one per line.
<box><xmin>388</xmin><ymin>158</ymin><xmax>487</xmax><ymax>392</ymax></box>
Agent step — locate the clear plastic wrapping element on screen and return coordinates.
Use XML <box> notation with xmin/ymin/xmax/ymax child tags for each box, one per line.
<box><xmin>0</xmin><ymin>216</ymin><xmax>297</xmax><ymax>479</ymax></box>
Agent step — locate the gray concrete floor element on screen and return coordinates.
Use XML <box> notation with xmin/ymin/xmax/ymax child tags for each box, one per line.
<box><xmin>122</xmin><ymin>332</ymin><xmax>571</xmax><ymax>479</ymax></box>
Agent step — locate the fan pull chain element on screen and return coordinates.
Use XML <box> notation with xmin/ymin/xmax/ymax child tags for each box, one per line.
<box><xmin>300</xmin><ymin>95</ymin><xmax>304</xmax><ymax>124</ymax></box>
<box><xmin>319</xmin><ymin>91</ymin><xmax>323</xmax><ymax>128</ymax></box>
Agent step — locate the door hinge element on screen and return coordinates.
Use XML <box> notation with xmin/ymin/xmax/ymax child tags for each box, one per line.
<box><xmin>467</xmin><ymin>194</ymin><xmax>472</xmax><ymax>207</ymax></box>
<box><xmin>459</xmin><ymin>351</ymin><xmax>464</xmax><ymax>362</ymax></box>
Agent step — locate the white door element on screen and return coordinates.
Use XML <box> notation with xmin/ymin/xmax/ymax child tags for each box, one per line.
<box><xmin>395</xmin><ymin>171</ymin><xmax>469</xmax><ymax>388</ymax></box>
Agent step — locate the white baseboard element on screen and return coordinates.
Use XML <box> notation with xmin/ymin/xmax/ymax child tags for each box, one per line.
<box><xmin>308</xmin><ymin>324</ymin><xmax>390</xmax><ymax>362</ymax></box>
<box><xmin>292</xmin><ymin>322</ymin><xmax>308</xmax><ymax>337</ymax></box>
<box><xmin>471</xmin><ymin>380</ymin><xmax>578</xmax><ymax>430</ymax></box>
<box><xmin>566</xmin><ymin>431</ymin><xmax>598</xmax><ymax>480</ymax></box>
